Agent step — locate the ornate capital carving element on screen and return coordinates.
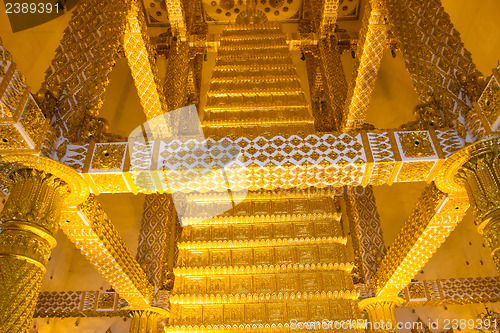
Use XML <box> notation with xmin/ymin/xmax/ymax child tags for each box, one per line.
<box><xmin>124</xmin><ymin>306</ymin><xmax>169</xmax><ymax>333</ymax></box>
<box><xmin>456</xmin><ymin>143</ymin><xmax>500</xmax><ymax>269</ymax></box>
<box><xmin>358</xmin><ymin>296</ymin><xmax>404</xmax><ymax>332</ymax></box>
<box><xmin>0</xmin><ymin>168</ymin><xmax>69</xmax><ymax>333</ymax></box>
<box><xmin>437</xmin><ymin>135</ymin><xmax>500</xmax><ymax>271</ymax></box>
<box><xmin>1</xmin><ymin>169</ymin><xmax>68</xmax><ymax>236</ymax></box>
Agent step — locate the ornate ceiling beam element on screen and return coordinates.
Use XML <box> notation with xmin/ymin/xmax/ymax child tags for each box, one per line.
<box><xmin>35</xmin><ymin>291</ymin><xmax>128</xmax><ymax>318</ymax></box>
<box><xmin>341</xmin><ymin>0</ymin><xmax>388</xmax><ymax>132</ymax></box>
<box><xmin>136</xmin><ymin>193</ymin><xmax>181</xmax><ymax>290</ymax></box>
<box><xmin>165</xmin><ymin>0</ymin><xmax>187</xmax><ymax>41</ymax></box>
<box><xmin>34</xmin><ymin>290</ymin><xmax>170</xmax><ymax>318</ymax></box>
<box><xmin>373</xmin><ymin>183</ymin><xmax>469</xmax><ymax>297</ymax></box>
<box><xmin>34</xmin><ymin>276</ymin><xmax>500</xmax><ymax>318</ymax></box>
<box><xmin>183</xmin><ymin>31</ymin><xmax>357</xmax><ymax>52</ymax></box>
<box><xmin>41</xmin><ymin>0</ymin><xmax>131</xmax><ymax>141</ymax></box>
<box><xmin>385</xmin><ymin>0</ymin><xmax>482</xmax><ymax>138</ymax></box>
<box><xmin>52</xmin><ymin>128</ymin><xmax>464</xmax><ymax>194</ymax></box>
<box><xmin>61</xmin><ymin>196</ymin><xmax>154</xmax><ymax>308</ymax></box>
<box><xmin>399</xmin><ymin>276</ymin><xmax>500</xmax><ymax>307</ymax></box>
<box><xmin>0</xmin><ymin>38</ymin><xmax>53</xmax><ymax>156</ymax></box>
<box><xmin>319</xmin><ymin>0</ymin><xmax>340</xmax><ymax>37</ymax></box>
<box><xmin>123</xmin><ymin>1</ymin><xmax>171</xmax><ymax>123</ymax></box>
<box><xmin>344</xmin><ymin>185</ymin><xmax>386</xmax><ymax>292</ymax></box>
<box><xmin>302</xmin><ymin>37</ymin><xmax>348</xmax><ymax>132</ymax></box>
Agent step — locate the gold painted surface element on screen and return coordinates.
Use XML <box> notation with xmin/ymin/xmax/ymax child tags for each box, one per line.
<box><xmin>0</xmin><ymin>169</ymin><xmax>67</xmax><ymax>333</ymax></box>
<box><xmin>34</xmin><ymin>290</ymin><xmax>170</xmax><ymax>318</ymax></box>
<box><xmin>166</xmin><ymin>0</ymin><xmax>187</xmax><ymax>39</ymax></box>
<box><xmin>358</xmin><ymin>296</ymin><xmax>404</xmax><ymax>332</ymax></box>
<box><xmin>303</xmin><ymin>37</ymin><xmax>348</xmax><ymax>132</ymax></box>
<box><xmin>60</xmin><ymin>195</ymin><xmax>153</xmax><ymax>307</ymax></box>
<box><xmin>341</xmin><ymin>0</ymin><xmax>388</xmax><ymax>132</ymax></box>
<box><xmin>123</xmin><ymin>0</ymin><xmax>170</xmax><ymax>123</ymax></box>
<box><xmin>164</xmin><ymin>41</ymin><xmax>191</xmax><ymax>112</ymax></box>
<box><xmin>168</xmin><ymin>24</ymin><xmax>363</xmax><ymax>326</ymax></box>
<box><xmin>74</xmin><ymin>129</ymin><xmax>464</xmax><ymax>194</ymax></box>
<box><xmin>396</xmin><ymin>131</ymin><xmax>435</xmax><ymax>159</ymax></box>
<box><xmin>0</xmin><ymin>39</ymin><xmax>50</xmax><ymax>153</ymax></box>
<box><xmin>42</xmin><ymin>0</ymin><xmax>130</xmax><ymax>140</ymax></box>
<box><xmin>477</xmin><ymin>73</ymin><xmax>500</xmax><ymax>130</ymax></box>
<box><xmin>203</xmin><ymin>24</ymin><xmax>314</xmax><ymax>138</ymax></box>
<box><xmin>344</xmin><ymin>186</ymin><xmax>386</xmax><ymax>290</ymax></box>
<box><xmin>374</xmin><ymin>183</ymin><xmax>469</xmax><ymax>296</ymax></box>
<box><xmin>455</xmin><ymin>139</ymin><xmax>500</xmax><ymax>271</ymax></box>
<box><xmin>125</xmin><ymin>306</ymin><xmax>169</xmax><ymax>333</ymax></box>
<box><xmin>386</xmin><ymin>0</ymin><xmax>481</xmax><ymax>138</ymax></box>
<box><xmin>400</xmin><ymin>277</ymin><xmax>500</xmax><ymax>307</ymax></box>
<box><xmin>136</xmin><ymin>193</ymin><xmax>181</xmax><ymax>290</ymax></box>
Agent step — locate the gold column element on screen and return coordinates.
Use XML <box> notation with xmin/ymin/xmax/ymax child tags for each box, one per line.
<box><xmin>125</xmin><ymin>307</ymin><xmax>169</xmax><ymax>333</ymax></box>
<box><xmin>456</xmin><ymin>138</ymin><xmax>500</xmax><ymax>271</ymax></box>
<box><xmin>358</xmin><ymin>296</ymin><xmax>404</xmax><ymax>332</ymax></box>
<box><xmin>0</xmin><ymin>169</ymin><xmax>68</xmax><ymax>332</ymax></box>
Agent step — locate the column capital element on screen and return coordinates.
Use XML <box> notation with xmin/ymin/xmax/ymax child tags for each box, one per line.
<box><xmin>358</xmin><ymin>295</ymin><xmax>404</xmax><ymax>309</ymax></box>
<box><xmin>123</xmin><ymin>306</ymin><xmax>169</xmax><ymax>333</ymax></box>
<box><xmin>358</xmin><ymin>296</ymin><xmax>404</xmax><ymax>332</ymax></box>
<box><xmin>0</xmin><ymin>156</ymin><xmax>87</xmax><ymax>333</ymax></box>
<box><xmin>0</xmin><ymin>154</ymin><xmax>89</xmax><ymax>206</ymax></box>
<box><xmin>435</xmin><ymin>135</ymin><xmax>500</xmax><ymax>195</ymax></box>
<box><xmin>436</xmin><ymin>135</ymin><xmax>500</xmax><ymax>271</ymax></box>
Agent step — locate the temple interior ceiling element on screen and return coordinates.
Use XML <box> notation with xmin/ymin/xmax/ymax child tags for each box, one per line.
<box><xmin>141</xmin><ymin>0</ymin><xmax>360</xmax><ymax>25</ymax></box>
<box><xmin>1</xmin><ymin>0</ymin><xmax>500</xmax><ymax>331</ymax></box>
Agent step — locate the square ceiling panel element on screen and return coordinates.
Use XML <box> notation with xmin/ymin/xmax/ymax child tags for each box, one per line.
<box><xmin>337</xmin><ymin>0</ymin><xmax>360</xmax><ymax>20</ymax></box>
<box><xmin>202</xmin><ymin>0</ymin><xmax>301</xmax><ymax>23</ymax></box>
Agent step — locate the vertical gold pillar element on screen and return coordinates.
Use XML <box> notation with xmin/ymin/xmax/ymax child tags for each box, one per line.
<box><xmin>358</xmin><ymin>296</ymin><xmax>404</xmax><ymax>332</ymax></box>
<box><xmin>0</xmin><ymin>169</ymin><xmax>68</xmax><ymax>332</ymax></box>
<box><xmin>457</xmin><ymin>146</ymin><xmax>500</xmax><ymax>271</ymax></box>
<box><xmin>126</xmin><ymin>307</ymin><xmax>169</xmax><ymax>333</ymax></box>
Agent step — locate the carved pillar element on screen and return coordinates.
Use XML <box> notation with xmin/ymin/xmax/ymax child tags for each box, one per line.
<box><xmin>358</xmin><ymin>296</ymin><xmax>404</xmax><ymax>332</ymax></box>
<box><xmin>136</xmin><ymin>193</ymin><xmax>181</xmax><ymax>290</ymax></box>
<box><xmin>126</xmin><ymin>307</ymin><xmax>169</xmax><ymax>333</ymax></box>
<box><xmin>456</xmin><ymin>140</ymin><xmax>500</xmax><ymax>271</ymax></box>
<box><xmin>164</xmin><ymin>41</ymin><xmax>190</xmax><ymax>111</ymax></box>
<box><xmin>0</xmin><ymin>169</ymin><xmax>68</xmax><ymax>332</ymax></box>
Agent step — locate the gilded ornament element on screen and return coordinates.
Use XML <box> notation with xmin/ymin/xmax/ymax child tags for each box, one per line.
<box><xmin>397</xmin><ymin>131</ymin><xmax>435</xmax><ymax>158</ymax></box>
